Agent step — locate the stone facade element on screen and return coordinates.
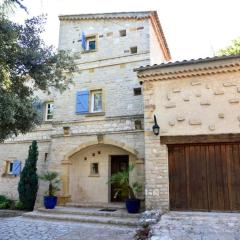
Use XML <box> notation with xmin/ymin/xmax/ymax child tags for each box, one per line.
<box><xmin>0</xmin><ymin>11</ymin><xmax>169</xmax><ymax>208</ymax></box>
<box><xmin>136</xmin><ymin>55</ymin><xmax>240</xmax><ymax>210</ymax></box>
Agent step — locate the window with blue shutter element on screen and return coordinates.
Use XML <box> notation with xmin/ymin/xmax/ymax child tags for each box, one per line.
<box><xmin>76</xmin><ymin>91</ymin><xmax>89</xmax><ymax>114</ymax></box>
<box><xmin>12</xmin><ymin>160</ymin><xmax>21</xmax><ymax>176</ymax></box>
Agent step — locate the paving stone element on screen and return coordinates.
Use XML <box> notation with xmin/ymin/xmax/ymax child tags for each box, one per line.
<box><xmin>150</xmin><ymin>212</ymin><xmax>240</xmax><ymax>240</ymax></box>
<box><xmin>0</xmin><ymin>217</ymin><xmax>136</xmax><ymax>240</ymax></box>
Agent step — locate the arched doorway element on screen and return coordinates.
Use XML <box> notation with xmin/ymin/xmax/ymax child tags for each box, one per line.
<box><xmin>67</xmin><ymin>143</ymin><xmax>139</xmax><ymax>204</ymax></box>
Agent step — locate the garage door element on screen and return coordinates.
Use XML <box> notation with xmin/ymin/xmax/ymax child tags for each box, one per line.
<box><xmin>169</xmin><ymin>143</ymin><xmax>240</xmax><ymax>211</ymax></box>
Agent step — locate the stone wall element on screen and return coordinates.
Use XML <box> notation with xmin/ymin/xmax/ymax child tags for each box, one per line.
<box><xmin>141</xmin><ymin>58</ymin><xmax>240</xmax><ymax>137</ymax></box>
<box><xmin>69</xmin><ymin>144</ymin><xmax>140</xmax><ymax>203</ymax></box>
<box><xmin>34</xmin><ymin>131</ymin><xmax>145</xmax><ymax>207</ymax></box>
<box><xmin>0</xmin><ymin>140</ymin><xmax>50</xmax><ymax>200</ymax></box>
<box><xmin>0</xmin><ymin>12</ymin><xmax>168</xmax><ymax>207</ymax></box>
<box><xmin>142</xmin><ymin>82</ymin><xmax>169</xmax><ymax>210</ymax></box>
<box><xmin>55</xmin><ymin>16</ymin><xmax>153</xmax><ymax>121</ymax></box>
<box><xmin>149</xmin><ymin>22</ymin><xmax>165</xmax><ymax>65</ymax></box>
<box><xmin>139</xmin><ymin>57</ymin><xmax>240</xmax><ymax>210</ymax></box>
<box><xmin>52</xmin><ymin>61</ymin><xmax>147</xmax><ymax>121</ymax></box>
<box><xmin>59</xmin><ymin>18</ymin><xmax>150</xmax><ymax>61</ymax></box>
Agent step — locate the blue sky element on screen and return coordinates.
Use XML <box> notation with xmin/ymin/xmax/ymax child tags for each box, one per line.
<box><xmin>10</xmin><ymin>0</ymin><xmax>240</xmax><ymax>61</ymax></box>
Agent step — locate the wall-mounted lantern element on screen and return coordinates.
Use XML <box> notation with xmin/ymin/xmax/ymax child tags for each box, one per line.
<box><xmin>152</xmin><ymin>115</ymin><xmax>160</xmax><ymax>136</ymax></box>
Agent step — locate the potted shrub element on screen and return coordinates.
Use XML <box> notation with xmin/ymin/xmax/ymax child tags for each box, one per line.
<box><xmin>109</xmin><ymin>165</ymin><xmax>142</xmax><ymax>213</ymax></box>
<box><xmin>39</xmin><ymin>171</ymin><xmax>60</xmax><ymax>209</ymax></box>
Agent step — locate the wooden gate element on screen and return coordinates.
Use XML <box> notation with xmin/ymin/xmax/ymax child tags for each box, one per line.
<box><xmin>169</xmin><ymin>143</ymin><xmax>240</xmax><ymax>211</ymax></box>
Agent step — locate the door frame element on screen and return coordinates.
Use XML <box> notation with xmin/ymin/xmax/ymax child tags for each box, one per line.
<box><xmin>161</xmin><ymin>133</ymin><xmax>240</xmax><ymax>145</ymax></box>
<box><xmin>108</xmin><ymin>155</ymin><xmax>129</xmax><ymax>203</ymax></box>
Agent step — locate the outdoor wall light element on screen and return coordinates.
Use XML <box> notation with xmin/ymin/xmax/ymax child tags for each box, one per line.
<box><xmin>152</xmin><ymin>115</ymin><xmax>160</xmax><ymax>136</ymax></box>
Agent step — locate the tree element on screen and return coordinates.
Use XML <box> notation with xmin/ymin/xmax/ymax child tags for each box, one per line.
<box><xmin>0</xmin><ymin>2</ymin><xmax>75</xmax><ymax>142</ymax></box>
<box><xmin>1</xmin><ymin>0</ymin><xmax>27</xmax><ymax>12</ymax></box>
<box><xmin>18</xmin><ymin>140</ymin><xmax>39</xmax><ymax>210</ymax></box>
<box><xmin>218</xmin><ymin>37</ymin><xmax>240</xmax><ymax>56</ymax></box>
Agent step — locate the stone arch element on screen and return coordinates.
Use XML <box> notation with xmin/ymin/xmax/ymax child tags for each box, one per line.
<box><xmin>63</xmin><ymin>138</ymin><xmax>139</xmax><ymax>162</ymax></box>
<box><xmin>60</xmin><ymin>137</ymin><xmax>141</xmax><ymax>204</ymax></box>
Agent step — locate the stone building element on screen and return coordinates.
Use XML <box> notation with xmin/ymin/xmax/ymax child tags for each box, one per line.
<box><xmin>0</xmin><ymin>11</ymin><xmax>170</xmax><ymax>207</ymax></box>
<box><xmin>136</xmin><ymin>55</ymin><xmax>240</xmax><ymax>211</ymax></box>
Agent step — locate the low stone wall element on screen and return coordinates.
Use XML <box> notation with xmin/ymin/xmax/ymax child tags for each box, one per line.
<box><xmin>0</xmin><ymin>209</ymin><xmax>27</xmax><ymax>217</ymax></box>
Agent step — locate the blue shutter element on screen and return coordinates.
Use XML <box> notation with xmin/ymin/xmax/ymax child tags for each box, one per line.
<box><xmin>12</xmin><ymin>160</ymin><xmax>21</xmax><ymax>176</ymax></box>
<box><xmin>76</xmin><ymin>91</ymin><xmax>89</xmax><ymax>113</ymax></box>
<box><xmin>81</xmin><ymin>32</ymin><xmax>86</xmax><ymax>50</ymax></box>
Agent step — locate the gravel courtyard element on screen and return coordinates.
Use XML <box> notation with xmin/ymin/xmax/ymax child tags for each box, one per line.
<box><xmin>0</xmin><ymin>217</ymin><xmax>136</xmax><ymax>240</ymax></box>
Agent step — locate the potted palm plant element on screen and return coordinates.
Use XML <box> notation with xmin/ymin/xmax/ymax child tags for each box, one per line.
<box><xmin>109</xmin><ymin>165</ymin><xmax>142</xmax><ymax>213</ymax></box>
<box><xmin>39</xmin><ymin>171</ymin><xmax>60</xmax><ymax>209</ymax></box>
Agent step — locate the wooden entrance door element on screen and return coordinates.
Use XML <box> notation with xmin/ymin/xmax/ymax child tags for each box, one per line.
<box><xmin>169</xmin><ymin>143</ymin><xmax>240</xmax><ymax>211</ymax></box>
<box><xmin>111</xmin><ymin>155</ymin><xmax>129</xmax><ymax>202</ymax></box>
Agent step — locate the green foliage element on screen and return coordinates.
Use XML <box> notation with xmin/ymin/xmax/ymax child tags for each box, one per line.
<box><xmin>18</xmin><ymin>141</ymin><xmax>39</xmax><ymax>210</ymax></box>
<box><xmin>0</xmin><ymin>202</ymin><xmax>9</xmax><ymax>209</ymax></box>
<box><xmin>108</xmin><ymin>165</ymin><xmax>142</xmax><ymax>200</ymax></box>
<box><xmin>39</xmin><ymin>171</ymin><xmax>60</xmax><ymax>196</ymax></box>
<box><xmin>0</xmin><ymin>0</ymin><xmax>27</xmax><ymax>16</ymax></box>
<box><xmin>0</xmin><ymin>195</ymin><xmax>14</xmax><ymax>209</ymax></box>
<box><xmin>0</xmin><ymin>195</ymin><xmax>8</xmax><ymax>203</ymax></box>
<box><xmin>218</xmin><ymin>37</ymin><xmax>240</xmax><ymax>56</ymax></box>
<box><xmin>0</xmin><ymin>9</ymin><xmax>75</xmax><ymax>142</ymax></box>
<box><xmin>15</xmin><ymin>200</ymin><xmax>25</xmax><ymax>210</ymax></box>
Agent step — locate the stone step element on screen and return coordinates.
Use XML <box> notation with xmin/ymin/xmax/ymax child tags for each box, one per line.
<box><xmin>23</xmin><ymin>211</ymin><xmax>140</xmax><ymax>227</ymax></box>
<box><xmin>38</xmin><ymin>206</ymin><xmax>141</xmax><ymax>219</ymax></box>
<box><xmin>65</xmin><ymin>202</ymin><xmax>125</xmax><ymax>209</ymax></box>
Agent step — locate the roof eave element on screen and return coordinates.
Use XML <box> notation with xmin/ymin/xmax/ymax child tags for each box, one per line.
<box><xmin>135</xmin><ymin>54</ymin><xmax>240</xmax><ymax>72</ymax></box>
<box><xmin>149</xmin><ymin>11</ymin><xmax>171</xmax><ymax>61</ymax></box>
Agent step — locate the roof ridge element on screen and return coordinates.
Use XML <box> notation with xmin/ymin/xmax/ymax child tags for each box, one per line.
<box><xmin>59</xmin><ymin>11</ymin><xmax>156</xmax><ymax>18</ymax></box>
<box><xmin>135</xmin><ymin>54</ymin><xmax>240</xmax><ymax>72</ymax></box>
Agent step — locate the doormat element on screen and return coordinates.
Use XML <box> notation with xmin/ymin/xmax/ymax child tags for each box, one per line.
<box><xmin>99</xmin><ymin>208</ymin><xmax>117</xmax><ymax>212</ymax></box>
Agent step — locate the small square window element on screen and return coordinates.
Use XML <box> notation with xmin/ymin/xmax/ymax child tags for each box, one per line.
<box><xmin>88</xmin><ymin>40</ymin><xmax>96</xmax><ymax>50</ymax></box>
<box><xmin>134</xmin><ymin>120</ymin><xmax>142</xmax><ymax>130</ymax></box>
<box><xmin>90</xmin><ymin>163</ymin><xmax>99</xmax><ymax>175</ymax></box>
<box><xmin>119</xmin><ymin>29</ymin><xmax>126</xmax><ymax>37</ymax></box>
<box><xmin>44</xmin><ymin>153</ymin><xmax>48</xmax><ymax>162</ymax></box>
<box><xmin>9</xmin><ymin>162</ymin><xmax>13</xmax><ymax>174</ymax></box>
<box><xmin>134</xmin><ymin>88</ymin><xmax>142</xmax><ymax>96</ymax></box>
<box><xmin>91</xmin><ymin>90</ymin><xmax>103</xmax><ymax>113</ymax></box>
<box><xmin>45</xmin><ymin>102</ymin><xmax>54</xmax><ymax>121</ymax></box>
<box><xmin>106</xmin><ymin>32</ymin><xmax>113</xmax><ymax>37</ymax></box>
<box><xmin>130</xmin><ymin>46</ymin><xmax>138</xmax><ymax>54</ymax></box>
<box><xmin>86</xmin><ymin>36</ymin><xmax>96</xmax><ymax>51</ymax></box>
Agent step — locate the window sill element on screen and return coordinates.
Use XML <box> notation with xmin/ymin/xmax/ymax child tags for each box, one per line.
<box><xmin>85</xmin><ymin>112</ymin><xmax>105</xmax><ymax>117</ymax></box>
<box><xmin>81</xmin><ymin>50</ymin><xmax>97</xmax><ymax>54</ymax></box>
<box><xmin>88</xmin><ymin>174</ymin><xmax>100</xmax><ymax>177</ymax></box>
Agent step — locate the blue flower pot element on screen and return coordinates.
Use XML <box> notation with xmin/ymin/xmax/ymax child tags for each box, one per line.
<box><xmin>125</xmin><ymin>199</ymin><xmax>140</xmax><ymax>213</ymax></box>
<box><xmin>44</xmin><ymin>196</ymin><xmax>57</xmax><ymax>209</ymax></box>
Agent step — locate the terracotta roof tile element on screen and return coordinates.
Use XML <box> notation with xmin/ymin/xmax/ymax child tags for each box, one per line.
<box><xmin>135</xmin><ymin>55</ymin><xmax>240</xmax><ymax>72</ymax></box>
